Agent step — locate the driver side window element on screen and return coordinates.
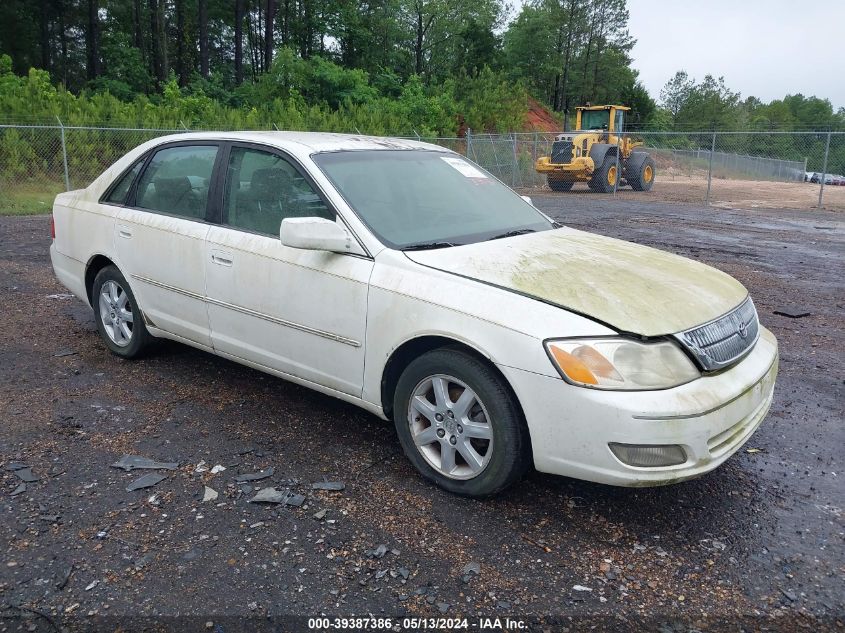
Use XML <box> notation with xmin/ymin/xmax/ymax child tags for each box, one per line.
<box><xmin>223</xmin><ymin>146</ymin><xmax>334</xmax><ymax>236</ymax></box>
<box><xmin>135</xmin><ymin>145</ymin><xmax>218</xmax><ymax>220</ymax></box>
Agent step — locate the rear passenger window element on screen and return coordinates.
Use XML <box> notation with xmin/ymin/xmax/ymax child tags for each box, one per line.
<box><xmin>135</xmin><ymin>145</ymin><xmax>218</xmax><ymax>220</ymax></box>
<box><xmin>224</xmin><ymin>146</ymin><xmax>334</xmax><ymax>236</ymax></box>
<box><xmin>104</xmin><ymin>158</ymin><xmax>144</xmax><ymax>205</ymax></box>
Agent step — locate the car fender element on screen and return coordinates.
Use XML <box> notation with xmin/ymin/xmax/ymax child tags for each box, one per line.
<box><xmin>362</xmin><ymin>250</ymin><xmax>616</xmax><ymax>411</ymax></box>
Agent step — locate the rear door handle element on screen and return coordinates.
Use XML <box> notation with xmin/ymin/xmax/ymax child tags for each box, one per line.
<box><xmin>118</xmin><ymin>225</ymin><xmax>132</xmax><ymax>239</ymax></box>
<box><xmin>210</xmin><ymin>250</ymin><xmax>233</xmax><ymax>267</ymax></box>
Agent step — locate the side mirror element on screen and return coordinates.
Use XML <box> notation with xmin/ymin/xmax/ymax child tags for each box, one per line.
<box><xmin>520</xmin><ymin>195</ymin><xmax>533</xmax><ymax>206</ymax></box>
<box><xmin>280</xmin><ymin>217</ymin><xmax>352</xmax><ymax>252</ymax></box>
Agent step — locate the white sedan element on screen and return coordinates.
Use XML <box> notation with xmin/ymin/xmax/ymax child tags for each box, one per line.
<box><xmin>49</xmin><ymin>132</ymin><xmax>778</xmax><ymax>496</ymax></box>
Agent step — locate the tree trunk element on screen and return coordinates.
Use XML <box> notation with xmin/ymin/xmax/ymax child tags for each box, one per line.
<box><xmin>176</xmin><ymin>0</ymin><xmax>187</xmax><ymax>85</ymax></box>
<box><xmin>264</xmin><ymin>0</ymin><xmax>275</xmax><ymax>70</ymax></box>
<box><xmin>248</xmin><ymin>4</ymin><xmax>259</xmax><ymax>80</ymax></box>
<box><xmin>235</xmin><ymin>0</ymin><xmax>245</xmax><ymax>84</ymax></box>
<box><xmin>159</xmin><ymin>0</ymin><xmax>168</xmax><ymax>79</ymax></box>
<box><xmin>133</xmin><ymin>0</ymin><xmax>145</xmax><ymax>61</ymax></box>
<box><xmin>149</xmin><ymin>0</ymin><xmax>162</xmax><ymax>85</ymax></box>
<box><xmin>591</xmin><ymin>12</ymin><xmax>608</xmax><ymax>98</ymax></box>
<box><xmin>280</xmin><ymin>0</ymin><xmax>290</xmax><ymax>45</ymax></box>
<box><xmin>559</xmin><ymin>0</ymin><xmax>578</xmax><ymax>121</ymax></box>
<box><xmin>579</xmin><ymin>6</ymin><xmax>597</xmax><ymax>103</ymax></box>
<box><xmin>86</xmin><ymin>0</ymin><xmax>100</xmax><ymax>80</ymax></box>
<box><xmin>302</xmin><ymin>0</ymin><xmax>311</xmax><ymax>58</ymax></box>
<box><xmin>552</xmin><ymin>73</ymin><xmax>561</xmax><ymax>116</ymax></box>
<box><xmin>552</xmin><ymin>22</ymin><xmax>563</xmax><ymax>112</ymax></box>
<box><xmin>39</xmin><ymin>0</ymin><xmax>50</xmax><ymax>71</ymax></box>
<box><xmin>58</xmin><ymin>4</ymin><xmax>68</xmax><ymax>84</ymax></box>
<box><xmin>198</xmin><ymin>0</ymin><xmax>209</xmax><ymax>78</ymax></box>
<box><xmin>415</xmin><ymin>9</ymin><xmax>423</xmax><ymax>75</ymax></box>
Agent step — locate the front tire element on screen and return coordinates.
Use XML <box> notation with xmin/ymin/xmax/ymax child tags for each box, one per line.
<box><xmin>588</xmin><ymin>155</ymin><xmax>619</xmax><ymax>193</ymax></box>
<box><xmin>92</xmin><ymin>265</ymin><xmax>152</xmax><ymax>358</ymax></box>
<box><xmin>393</xmin><ymin>347</ymin><xmax>531</xmax><ymax>497</ymax></box>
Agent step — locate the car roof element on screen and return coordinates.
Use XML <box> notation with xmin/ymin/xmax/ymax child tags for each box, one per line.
<box><xmin>147</xmin><ymin>131</ymin><xmax>449</xmax><ymax>155</ymax></box>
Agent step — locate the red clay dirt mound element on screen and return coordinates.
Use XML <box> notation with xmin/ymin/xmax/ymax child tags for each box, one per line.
<box><xmin>525</xmin><ymin>98</ymin><xmax>562</xmax><ymax>132</ymax></box>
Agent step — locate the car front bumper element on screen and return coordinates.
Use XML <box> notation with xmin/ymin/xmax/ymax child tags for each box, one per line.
<box><xmin>499</xmin><ymin>326</ymin><xmax>778</xmax><ymax>486</ymax></box>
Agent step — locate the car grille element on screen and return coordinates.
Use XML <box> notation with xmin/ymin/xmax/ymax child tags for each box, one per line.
<box><xmin>551</xmin><ymin>141</ymin><xmax>573</xmax><ymax>164</ymax></box>
<box><xmin>675</xmin><ymin>297</ymin><xmax>759</xmax><ymax>371</ymax></box>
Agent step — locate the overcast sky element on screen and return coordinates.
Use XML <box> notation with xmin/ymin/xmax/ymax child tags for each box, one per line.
<box><xmin>626</xmin><ymin>0</ymin><xmax>845</xmax><ymax>109</ymax></box>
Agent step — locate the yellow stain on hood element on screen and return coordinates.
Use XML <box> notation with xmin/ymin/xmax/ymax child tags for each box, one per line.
<box><xmin>405</xmin><ymin>227</ymin><xmax>749</xmax><ymax>337</ymax></box>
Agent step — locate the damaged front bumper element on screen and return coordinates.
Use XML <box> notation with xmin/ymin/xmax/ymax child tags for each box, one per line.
<box><xmin>499</xmin><ymin>326</ymin><xmax>779</xmax><ymax>486</ymax></box>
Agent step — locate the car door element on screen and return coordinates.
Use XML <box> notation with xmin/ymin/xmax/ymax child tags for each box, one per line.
<box><xmin>111</xmin><ymin>142</ymin><xmax>221</xmax><ymax>348</ymax></box>
<box><xmin>204</xmin><ymin>143</ymin><xmax>373</xmax><ymax>396</ymax></box>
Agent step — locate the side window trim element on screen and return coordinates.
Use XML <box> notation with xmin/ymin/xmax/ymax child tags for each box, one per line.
<box><xmin>219</xmin><ymin>141</ymin><xmax>372</xmax><ymax>258</ymax></box>
<box><xmin>206</xmin><ymin>142</ymin><xmax>231</xmax><ymax>226</ymax></box>
<box><xmin>223</xmin><ymin>141</ymin><xmax>341</xmax><ymax>229</ymax></box>
<box><xmin>126</xmin><ymin>140</ymin><xmax>221</xmax><ymax>223</ymax></box>
<box><xmin>99</xmin><ymin>152</ymin><xmax>149</xmax><ymax>207</ymax></box>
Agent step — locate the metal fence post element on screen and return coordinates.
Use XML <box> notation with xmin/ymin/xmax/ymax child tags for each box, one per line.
<box><xmin>466</xmin><ymin>128</ymin><xmax>472</xmax><ymax>159</ymax></box>
<box><xmin>818</xmin><ymin>131</ymin><xmax>831</xmax><ymax>208</ymax></box>
<box><xmin>705</xmin><ymin>131</ymin><xmax>716</xmax><ymax>206</ymax></box>
<box><xmin>56</xmin><ymin>116</ymin><xmax>70</xmax><ymax>191</ymax></box>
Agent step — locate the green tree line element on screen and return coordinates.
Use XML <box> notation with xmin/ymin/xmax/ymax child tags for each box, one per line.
<box><xmin>0</xmin><ymin>0</ymin><xmax>652</xmax><ymax>131</ymax></box>
<box><xmin>2</xmin><ymin>0</ymin><xmax>842</xmax><ymax>133</ymax></box>
<box><xmin>2</xmin><ymin>0</ymin><xmax>844</xmax><ymax>201</ymax></box>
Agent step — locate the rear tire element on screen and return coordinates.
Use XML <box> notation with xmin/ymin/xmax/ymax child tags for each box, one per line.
<box><xmin>547</xmin><ymin>175</ymin><xmax>574</xmax><ymax>192</ymax></box>
<box><xmin>393</xmin><ymin>347</ymin><xmax>531</xmax><ymax>497</ymax></box>
<box><xmin>588</xmin><ymin>155</ymin><xmax>619</xmax><ymax>193</ymax></box>
<box><xmin>92</xmin><ymin>265</ymin><xmax>152</xmax><ymax>359</ymax></box>
<box><xmin>627</xmin><ymin>154</ymin><xmax>656</xmax><ymax>191</ymax></box>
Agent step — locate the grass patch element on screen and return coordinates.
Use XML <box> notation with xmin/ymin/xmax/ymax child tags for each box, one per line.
<box><xmin>0</xmin><ymin>181</ymin><xmax>64</xmax><ymax>215</ymax></box>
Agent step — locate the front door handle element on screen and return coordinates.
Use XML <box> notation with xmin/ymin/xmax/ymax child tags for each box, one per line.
<box><xmin>211</xmin><ymin>250</ymin><xmax>233</xmax><ymax>267</ymax></box>
<box><xmin>117</xmin><ymin>225</ymin><xmax>132</xmax><ymax>239</ymax></box>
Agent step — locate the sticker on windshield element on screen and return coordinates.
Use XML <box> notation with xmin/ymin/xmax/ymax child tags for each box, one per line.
<box><xmin>441</xmin><ymin>156</ymin><xmax>488</xmax><ymax>179</ymax></box>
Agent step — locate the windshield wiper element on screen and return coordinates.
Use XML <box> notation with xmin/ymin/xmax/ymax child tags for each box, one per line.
<box><xmin>402</xmin><ymin>241</ymin><xmax>459</xmax><ymax>251</ymax></box>
<box><xmin>487</xmin><ymin>228</ymin><xmax>536</xmax><ymax>241</ymax></box>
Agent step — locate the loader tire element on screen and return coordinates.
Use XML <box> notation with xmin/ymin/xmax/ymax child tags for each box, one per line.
<box><xmin>588</xmin><ymin>155</ymin><xmax>619</xmax><ymax>193</ymax></box>
<box><xmin>627</xmin><ymin>153</ymin><xmax>656</xmax><ymax>191</ymax></box>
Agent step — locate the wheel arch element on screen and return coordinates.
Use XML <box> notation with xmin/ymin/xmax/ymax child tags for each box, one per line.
<box><xmin>624</xmin><ymin>150</ymin><xmax>649</xmax><ymax>171</ymax></box>
<box><xmin>380</xmin><ymin>335</ymin><xmax>530</xmax><ymax>443</ymax></box>
<box><xmin>84</xmin><ymin>254</ymin><xmax>119</xmax><ymax>307</ymax></box>
<box><xmin>588</xmin><ymin>143</ymin><xmax>618</xmax><ymax>166</ymax></box>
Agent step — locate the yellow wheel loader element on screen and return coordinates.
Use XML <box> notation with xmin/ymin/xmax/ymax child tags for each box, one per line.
<box><xmin>535</xmin><ymin>105</ymin><xmax>655</xmax><ymax>193</ymax></box>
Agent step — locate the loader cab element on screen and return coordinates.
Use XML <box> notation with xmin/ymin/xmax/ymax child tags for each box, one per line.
<box><xmin>576</xmin><ymin>105</ymin><xmax>628</xmax><ymax>133</ymax></box>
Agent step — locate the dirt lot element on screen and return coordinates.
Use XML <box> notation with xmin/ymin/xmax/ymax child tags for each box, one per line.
<box><xmin>528</xmin><ymin>175</ymin><xmax>845</xmax><ymax>212</ymax></box>
<box><xmin>1</xmin><ymin>199</ymin><xmax>843</xmax><ymax>631</ymax></box>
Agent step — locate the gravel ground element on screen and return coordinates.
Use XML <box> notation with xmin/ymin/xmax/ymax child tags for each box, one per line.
<box><xmin>1</xmin><ymin>198</ymin><xmax>843</xmax><ymax>632</ymax></box>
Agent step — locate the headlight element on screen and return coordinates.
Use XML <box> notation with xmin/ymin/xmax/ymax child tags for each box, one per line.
<box><xmin>545</xmin><ymin>338</ymin><xmax>700</xmax><ymax>390</ymax></box>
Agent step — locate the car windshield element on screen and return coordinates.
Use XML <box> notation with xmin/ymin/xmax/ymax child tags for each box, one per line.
<box><xmin>312</xmin><ymin>150</ymin><xmax>553</xmax><ymax>249</ymax></box>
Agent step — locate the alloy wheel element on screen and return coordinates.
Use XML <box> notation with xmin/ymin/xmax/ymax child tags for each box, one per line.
<box><xmin>98</xmin><ymin>280</ymin><xmax>134</xmax><ymax>347</ymax></box>
<box><xmin>407</xmin><ymin>374</ymin><xmax>494</xmax><ymax>480</ymax></box>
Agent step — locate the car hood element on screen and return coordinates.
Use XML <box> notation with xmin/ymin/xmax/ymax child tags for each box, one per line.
<box><xmin>405</xmin><ymin>227</ymin><xmax>748</xmax><ymax>337</ymax></box>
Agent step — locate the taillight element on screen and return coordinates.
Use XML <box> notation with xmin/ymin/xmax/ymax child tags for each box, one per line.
<box><xmin>50</xmin><ymin>215</ymin><xmax>56</xmax><ymax>240</ymax></box>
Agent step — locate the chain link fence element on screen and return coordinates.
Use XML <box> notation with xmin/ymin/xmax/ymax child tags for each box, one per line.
<box><xmin>466</xmin><ymin>130</ymin><xmax>844</xmax><ymax>211</ymax></box>
<box><xmin>1</xmin><ymin>124</ymin><xmax>844</xmax><ymax>213</ymax></box>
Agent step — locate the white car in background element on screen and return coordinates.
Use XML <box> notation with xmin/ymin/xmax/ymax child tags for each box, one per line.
<box><xmin>49</xmin><ymin>132</ymin><xmax>778</xmax><ymax>496</ymax></box>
